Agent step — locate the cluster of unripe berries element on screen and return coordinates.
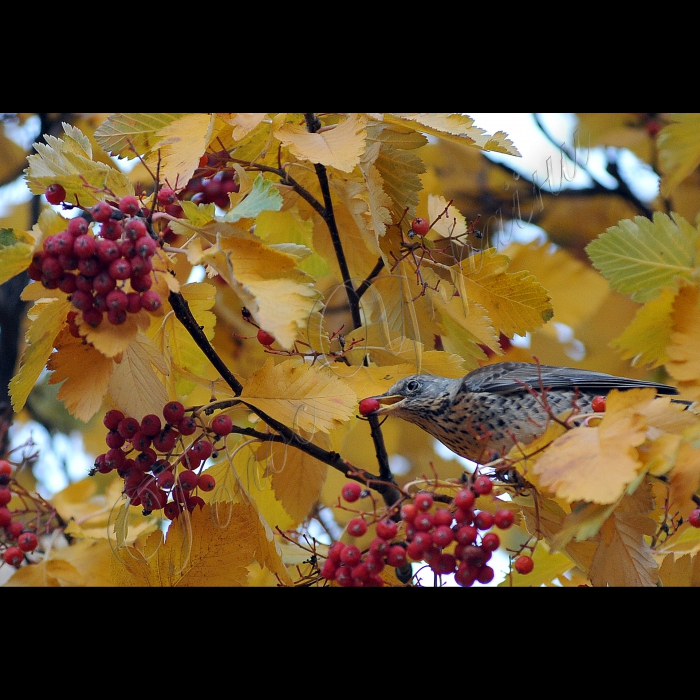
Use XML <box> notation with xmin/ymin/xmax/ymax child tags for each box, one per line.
<box><xmin>0</xmin><ymin>460</ymin><xmax>44</xmax><ymax>568</ymax></box>
<box><xmin>320</xmin><ymin>475</ymin><xmax>534</xmax><ymax>587</ymax></box>
<box><xmin>91</xmin><ymin>402</ymin><xmax>234</xmax><ymax>519</ymax></box>
<box><xmin>31</xmin><ymin>192</ymin><xmax>163</xmax><ymax>329</ymax></box>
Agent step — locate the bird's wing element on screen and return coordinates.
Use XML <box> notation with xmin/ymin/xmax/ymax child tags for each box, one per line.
<box><xmin>461</xmin><ymin>362</ymin><xmax>679</xmax><ymax>395</ymax></box>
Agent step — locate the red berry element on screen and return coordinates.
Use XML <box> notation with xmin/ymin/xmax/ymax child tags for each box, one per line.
<box><xmin>211</xmin><ymin>414</ymin><xmax>233</xmax><ymax>436</ymax></box>
<box><xmin>413</xmin><ymin>512</ymin><xmax>435</xmax><ymax>531</ymax></box>
<box><xmin>340</xmin><ymin>544</ymin><xmax>361</xmax><ymax>566</ymax></box>
<box><xmin>494</xmin><ymin>508</ymin><xmax>514</xmax><ymax>530</ymax></box>
<box><xmin>0</xmin><ymin>506</ymin><xmax>11</xmax><ymax>527</ymax></box>
<box><xmin>335</xmin><ymin>567</ymin><xmax>354</xmax><ymax>587</ymax></box>
<box><xmin>514</xmin><ymin>555</ymin><xmax>534</xmax><ymax>575</ymax></box>
<box><xmin>197</xmin><ymin>473</ymin><xmax>216</xmax><ymax>492</ymax></box>
<box><xmin>358</xmin><ymin>397</ymin><xmax>380</xmax><ymax>416</ymax></box>
<box><xmin>156</xmin><ymin>470</ymin><xmax>175</xmax><ymax>489</ymax></box>
<box><xmin>91</xmin><ymin>201</ymin><xmax>113</xmax><ymax>222</ymax></box>
<box><xmin>347</xmin><ymin>517</ymin><xmax>368</xmax><ymax>538</ymax></box>
<box><xmin>481</xmin><ymin>532</ymin><xmax>500</xmax><ymax>551</ymax></box>
<box><xmin>140</xmin><ymin>290</ymin><xmax>162</xmax><ymax>312</ymax></box>
<box><xmin>6</xmin><ymin>521</ymin><xmax>23</xmax><ymax>538</ymax></box>
<box><xmin>341</xmin><ymin>481</ymin><xmax>363</xmax><ymax>503</ymax></box>
<box><xmin>0</xmin><ymin>488</ymin><xmax>11</xmax><ymax>506</ymax></box>
<box><xmin>18</xmin><ymin>531</ymin><xmax>39</xmax><ymax>552</ymax></box>
<box><xmin>192</xmin><ymin>440</ymin><xmax>213</xmax><ymax>461</ymax></box>
<box><xmin>257</xmin><ymin>329</ymin><xmax>275</xmax><ymax>346</ymax></box>
<box><xmin>178</xmin><ymin>470</ymin><xmax>198</xmax><ymax>491</ymax></box>
<box><xmin>476</xmin><ymin>565</ymin><xmax>495</xmax><ymax>584</ymax></box>
<box><xmin>157</xmin><ymin>187</ymin><xmax>177</xmax><ymax>205</ymax></box>
<box><xmin>434</xmin><ymin>508</ymin><xmax>454</xmax><ymax>527</ymax></box>
<box><xmin>328</xmin><ymin>541</ymin><xmax>346</xmax><ymax>564</ymax></box>
<box><xmin>454</xmin><ymin>488</ymin><xmax>475</xmax><ymax>510</ymax></box>
<box><xmin>3</xmin><ymin>546</ymin><xmax>23</xmax><ymax>566</ymax></box>
<box><xmin>117</xmin><ymin>416</ymin><xmax>140</xmax><ymax>440</ymax></box>
<box><xmin>164</xmin><ymin>501</ymin><xmax>180</xmax><ymax>520</ymax></box>
<box><xmin>688</xmin><ymin>508</ymin><xmax>700</xmax><ymax>528</ymax></box>
<box><xmin>125</xmin><ymin>218</ymin><xmax>148</xmax><ymax>241</ymax></box>
<box><xmin>163</xmin><ymin>401</ymin><xmax>185</xmax><ymax>424</ymax></box>
<box><xmin>321</xmin><ymin>558</ymin><xmax>337</xmax><ymax>580</ymax></box>
<box><xmin>432</xmin><ymin>525</ymin><xmax>454</xmax><ymax>548</ymax></box>
<box><xmin>103</xmin><ymin>409</ymin><xmax>125</xmax><ymax>431</ymax></box>
<box><xmin>135</xmin><ymin>236</ymin><xmax>157</xmax><ymax>258</ymax></box>
<box><xmin>410</xmin><ymin>217</ymin><xmax>430</xmax><ymax>236</ymax></box>
<box><xmin>414</xmin><ymin>492</ymin><xmax>434</xmax><ymax>511</ymax></box>
<box><xmin>45</xmin><ymin>184</ymin><xmax>67</xmax><ymax>205</ymax></box>
<box><xmin>119</xmin><ymin>195</ymin><xmax>141</xmax><ymax>216</ymax></box>
<box><xmin>73</xmin><ymin>234</ymin><xmax>97</xmax><ymax>259</ymax></box>
<box><xmin>386</xmin><ymin>545</ymin><xmax>408</xmax><ymax>567</ymax></box>
<box><xmin>473</xmin><ymin>475</ymin><xmax>493</xmax><ymax>495</ymax></box>
<box><xmin>591</xmin><ymin>395</ymin><xmax>607</xmax><ymax>412</ymax></box>
<box><xmin>177</xmin><ymin>415</ymin><xmax>198</xmax><ymax>436</ymax></box>
<box><xmin>400</xmin><ymin>504</ymin><xmax>417</xmax><ymax>522</ymax></box>
<box><xmin>474</xmin><ymin>511</ymin><xmax>494</xmax><ymax>530</ymax></box>
<box><xmin>68</xmin><ymin>217</ymin><xmax>89</xmax><ymax>237</ymax></box>
<box><xmin>376</xmin><ymin>518</ymin><xmax>398</xmax><ymax>540</ymax></box>
<box><xmin>140</xmin><ymin>414</ymin><xmax>162</xmax><ymax>437</ymax></box>
<box><xmin>455</xmin><ymin>524</ymin><xmax>478</xmax><ymax>545</ymax></box>
<box><xmin>109</xmin><ymin>258</ymin><xmax>132</xmax><ymax>280</ymax></box>
<box><xmin>0</xmin><ymin>460</ymin><xmax>12</xmax><ymax>476</ymax></box>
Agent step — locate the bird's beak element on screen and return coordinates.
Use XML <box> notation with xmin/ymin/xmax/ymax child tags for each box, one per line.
<box><xmin>372</xmin><ymin>394</ymin><xmax>406</xmax><ymax>414</ymax></box>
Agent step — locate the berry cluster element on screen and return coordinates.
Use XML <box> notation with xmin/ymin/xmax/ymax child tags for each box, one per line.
<box><xmin>29</xmin><ymin>194</ymin><xmax>163</xmax><ymax>329</ymax></box>
<box><xmin>91</xmin><ymin>402</ymin><xmax>233</xmax><ymax>519</ymax></box>
<box><xmin>321</xmin><ymin>475</ymin><xmax>533</xmax><ymax>587</ymax></box>
<box><xmin>0</xmin><ymin>459</ymin><xmax>59</xmax><ymax>569</ymax></box>
<box><xmin>180</xmin><ymin>167</ymin><xmax>239</xmax><ymax>209</ymax></box>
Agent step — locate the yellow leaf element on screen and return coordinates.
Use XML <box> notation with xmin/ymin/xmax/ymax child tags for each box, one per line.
<box><xmin>668</xmin><ymin>438</ymin><xmax>700</xmax><ymax>514</ymax></box>
<box><xmin>24</xmin><ymin>122</ymin><xmax>133</xmax><ymax>205</ymax></box>
<box><xmin>187</xmin><ymin>236</ymin><xmax>319</xmax><ymax>350</ymax></box>
<box><xmin>4</xmin><ymin>539</ymin><xmax>114</xmax><ymax>587</ymax></box>
<box><xmin>274</xmin><ymin>113</ymin><xmax>367</xmax><ymax>172</ymax></box>
<box><xmin>266</xmin><ymin>439</ymin><xmax>328</xmax><ymax>524</ymax></box>
<box><xmin>148</xmin><ymin>113</ymin><xmax>218</xmax><ymax>190</ymax></box>
<box><xmin>219</xmin><ymin>113</ymin><xmax>269</xmax><ymax>140</ymax></box>
<box><xmin>666</xmin><ymin>282</ymin><xmax>700</xmax><ymax>399</ymax></box>
<box><xmin>47</xmin><ymin>327</ymin><xmax>114</xmax><ymax>422</ymax></box>
<box><xmin>240</xmin><ymin>358</ymin><xmax>357</xmax><ymax>434</ymax></box>
<box><xmin>93</xmin><ymin>113</ymin><xmax>184</xmax><ymax>158</ymax></box>
<box><xmin>110</xmin><ymin>503</ymin><xmax>257</xmax><ymax>586</ymax></box>
<box><xmin>428</xmin><ymin>194</ymin><xmax>468</xmax><ymax>238</ymax></box>
<box><xmin>612</xmin><ymin>286</ymin><xmax>677</xmax><ymax>368</ymax></box>
<box><xmin>80</xmin><ymin>309</ymin><xmax>150</xmax><ymax>359</ymax></box>
<box><xmin>9</xmin><ymin>297</ymin><xmax>72</xmax><ymax>413</ymax></box>
<box><xmin>380</xmin><ymin>113</ymin><xmax>521</xmax><ymax>156</ymax></box>
<box><xmin>657</xmin><ymin>552</ymin><xmax>700</xmax><ymax>587</ymax></box>
<box><xmin>454</xmin><ymin>247</ymin><xmax>553</xmax><ymax>337</ymax></box>
<box><xmin>150</xmin><ymin>282</ymin><xmax>216</xmax><ymax>398</ymax></box>
<box><xmin>588</xmin><ymin>485</ymin><xmax>658</xmax><ymax>587</ymax></box>
<box><xmin>658</xmin><ymin>113</ymin><xmax>700</xmax><ymax>197</ymax></box>
<box><xmin>107</xmin><ymin>332</ymin><xmax>169</xmax><ymax>421</ymax></box>
<box><xmin>533</xmin><ymin>388</ymin><xmax>655</xmax><ymax>504</ymax></box>
<box><xmin>0</xmin><ymin>228</ymin><xmax>34</xmax><ymax>286</ymax></box>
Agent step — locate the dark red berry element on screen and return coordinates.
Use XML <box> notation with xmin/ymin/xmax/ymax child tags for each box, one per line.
<box><xmin>257</xmin><ymin>329</ymin><xmax>275</xmax><ymax>346</ymax></box>
<box><xmin>494</xmin><ymin>508</ymin><xmax>514</xmax><ymax>530</ymax></box>
<box><xmin>163</xmin><ymin>401</ymin><xmax>185</xmax><ymax>424</ymax></box>
<box><xmin>474</xmin><ymin>511</ymin><xmax>494</xmax><ymax>530</ymax></box>
<box><xmin>45</xmin><ymin>184</ymin><xmax>67</xmax><ymax>205</ymax></box>
<box><xmin>177</xmin><ymin>415</ymin><xmax>198</xmax><ymax>436</ymax></box>
<box><xmin>197</xmin><ymin>473</ymin><xmax>216</xmax><ymax>491</ymax></box>
<box><xmin>178</xmin><ymin>470</ymin><xmax>198</xmax><ymax>491</ymax></box>
<box><xmin>140</xmin><ymin>290</ymin><xmax>162</xmax><ymax>312</ymax></box>
<box><xmin>211</xmin><ymin>414</ymin><xmax>232</xmax><ymax>436</ymax></box>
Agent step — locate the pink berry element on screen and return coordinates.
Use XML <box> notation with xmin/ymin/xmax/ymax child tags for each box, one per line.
<box><xmin>119</xmin><ymin>196</ymin><xmax>141</xmax><ymax>216</ymax></box>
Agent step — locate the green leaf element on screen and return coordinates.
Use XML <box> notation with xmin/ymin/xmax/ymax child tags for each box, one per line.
<box><xmin>223</xmin><ymin>175</ymin><xmax>283</xmax><ymax>223</ymax></box>
<box><xmin>585</xmin><ymin>212</ymin><xmax>698</xmax><ymax>302</ymax></box>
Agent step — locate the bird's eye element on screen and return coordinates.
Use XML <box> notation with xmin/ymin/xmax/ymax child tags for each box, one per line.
<box><xmin>406</xmin><ymin>380</ymin><xmax>420</xmax><ymax>393</ymax></box>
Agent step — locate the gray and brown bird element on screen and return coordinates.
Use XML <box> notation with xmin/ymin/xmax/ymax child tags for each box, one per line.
<box><xmin>363</xmin><ymin>362</ymin><xmax>688</xmax><ymax>463</ymax></box>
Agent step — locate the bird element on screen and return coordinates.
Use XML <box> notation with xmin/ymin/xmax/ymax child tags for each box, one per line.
<box><xmin>364</xmin><ymin>361</ymin><xmax>690</xmax><ymax>463</ymax></box>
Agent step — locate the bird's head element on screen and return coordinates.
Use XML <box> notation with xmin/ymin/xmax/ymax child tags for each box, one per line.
<box><xmin>360</xmin><ymin>374</ymin><xmax>456</xmax><ymax>422</ymax></box>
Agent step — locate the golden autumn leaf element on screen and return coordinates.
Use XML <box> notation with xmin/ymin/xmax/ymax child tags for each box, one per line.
<box><xmin>265</xmin><ymin>438</ymin><xmax>329</xmax><ymax>524</ymax></box>
<box><xmin>9</xmin><ymin>297</ymin><xmax>72</xmax><ymax>413</ymax></box>
<box><xmin>658</xmin><ymin>113</ymin><xmax>700</xmax><ymax>197</ymax></box>
<box><xmin>452</xmin><ymin>247</ymin><xmax>553</xmax><ymax>338</ymax></box>
<box><xmin>148</xmin><ymin>113</ymin><xmax>218</xmax><ymax>190</ymax></box>
<box><xmin>0</xmin><ymin>227</ymin><xmax>34</xmax><ymax>286</ymax></box>
<box><xmin>4</xmin><ymin>539</ymin><xmax>114</xmax><ymax>587</ymax></box>
<box><xmin>80</xmin><ymin>308</ymin><xmax>151</xmax><ymax>359</ymax></box>
<box><xmin>532</xmin><ymin>389</ymin><xmax>656</xmax><ymax>504</ymax></box>
<box><xmin>240</xmin><ymin>358</ymin><xmax>357</xmax><ymax>434</ymax></box>
<box><xmin>107</xmin><ymin>331</ymin><xmax>169</xmax><ymax>421</ymax></box>
<box><xmin>47</xmin><ymin>327</ymin><xmax>114</xmax><ymax>422</ymax></box>
<box><xmin>274</xmin><ymin>113</ymin><xmax>368</xmax><ymax>173</ymax></box>
<box><xmin>666</xmin><ymin>282</ymin><xmax>700</xmax><ymax>399</ymax></box>
<box><xmin>110</xmin><ymin>503</ymin><xmax>257</xmax><ymax>586</ymax></box>
<box><xmin>187</xmin><ymin>236</ymin><xmax>319</xmax><ymax>351</ymax></box>
<box><xmin>428</xmin><ymin>193</ymin><xmax>468</xmax><ymax>239</ymax></box>
<box><xmin>587</xmin><ymin>483</ymin><xmax>658</xmax><ymax>587</ymax></box>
